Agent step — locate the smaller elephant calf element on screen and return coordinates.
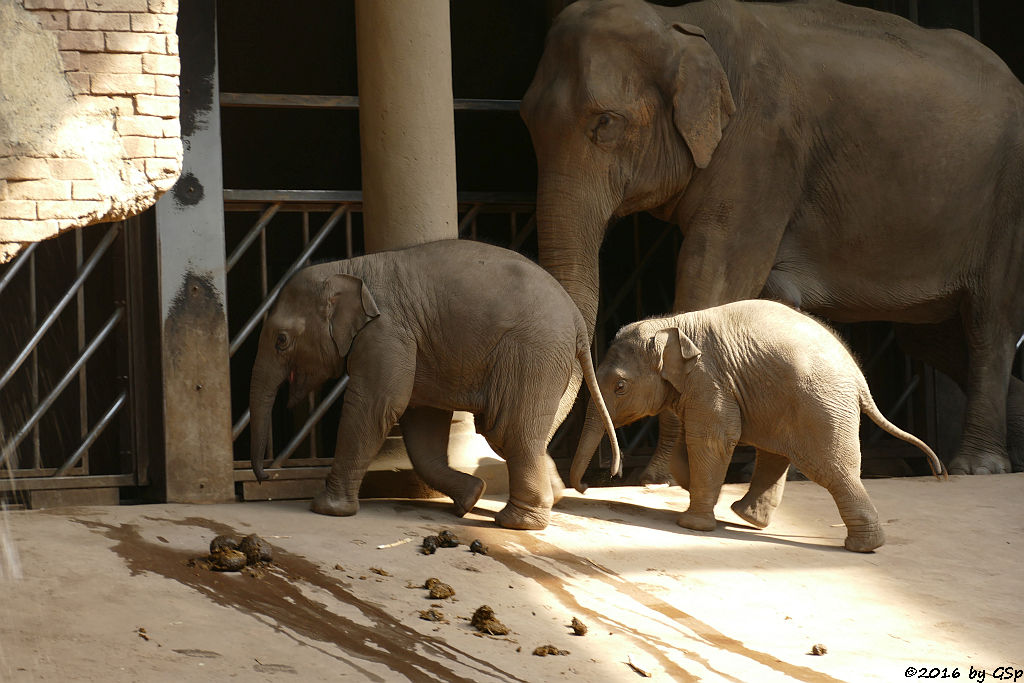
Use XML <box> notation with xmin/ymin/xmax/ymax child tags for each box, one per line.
<box><xmin>572</xmin><ymin>299</ymin><xmax>945</xmax><ymax>552</ymax></box>
<box><xmin>249</xmin><ymin>239</ymin><xmax>619</xmax><ymax>530</ymax></box>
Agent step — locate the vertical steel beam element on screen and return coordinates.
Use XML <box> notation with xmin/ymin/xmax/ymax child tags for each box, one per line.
<box><xmin>153</xmin><ymin>0</ymin><xmax>234</xmax><ymax>502</ymax></box>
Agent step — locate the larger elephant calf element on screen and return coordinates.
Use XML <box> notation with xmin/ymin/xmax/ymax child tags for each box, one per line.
<box><xmin>249</xmin><ymin>239</ymin><xmax>619</xmax><ymax>530</ymax></box>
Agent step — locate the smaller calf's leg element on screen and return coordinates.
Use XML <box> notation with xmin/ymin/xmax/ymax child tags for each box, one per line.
<box><xmin>731</xmin><ymin>449</ymin><xmax>789</xmax><ymax>529</ymax></box>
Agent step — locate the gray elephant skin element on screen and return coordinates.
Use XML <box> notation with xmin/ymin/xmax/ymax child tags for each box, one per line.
<box><xmin>572</xmin><ymin>300</ymin><xmax>946</xmax><ymax>552</ymax></box>
<box><xmin>249</xmin><ymin>239</ymin><xmax>620</xmax><ymax>531</ymax></box>
<box><xmin>521</xmin><ymin>0</ymin><xmax>1024</xmax><ymax>477</ymax></box>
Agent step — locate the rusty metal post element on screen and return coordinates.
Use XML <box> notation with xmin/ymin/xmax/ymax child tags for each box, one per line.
<box><xmin>152</xmin><ymin>0</ymin><xmax>234</xmax><ymax>503</ymax></box>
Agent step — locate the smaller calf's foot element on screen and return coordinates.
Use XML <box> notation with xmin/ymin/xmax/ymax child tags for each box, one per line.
<box><xmin>310</xmin><ymin>490</ymin><xmax>359</xmax><ymax>517</ymax></box>
<box><xmin>676</xmin><ymin>510</ymin><xmax>716</xmax><ymax>532</ymax></box>
<box><xmin>730</xmin><ymin>497</ymin><xmax>775</xmax><ymax>529</ymax></box>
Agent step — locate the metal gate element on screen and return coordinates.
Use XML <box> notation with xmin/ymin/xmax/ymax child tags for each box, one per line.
<box><xmin>0</xmin><ymin>218</ymin><xmax>151</xmax><ymax>507</ymax></box>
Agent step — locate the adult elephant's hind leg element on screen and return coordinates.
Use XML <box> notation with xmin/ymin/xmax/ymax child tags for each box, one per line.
<box><xmin>730</xmin><ymin>449</ymin><xmax>789</xmax><ymax>529</ymax></box>
<box><xmin>400</xmin><ymin>407</ymin><xmax>485</xmax><ymax>517</ymax></box>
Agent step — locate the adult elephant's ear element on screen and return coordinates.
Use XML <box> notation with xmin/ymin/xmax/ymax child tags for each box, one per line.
<box><xmin>323</xmin><ymin>273</ymin><xmax>381</xmax><ymax>358</ymax></box>
<box><xmin>669</xmin><ymin>22</ymin><xmax>736</xmax><ymax>169</ymax></box>
<box><xmin>656</xmin><ymin>327</ymin><xmax>701</xmax><ymax>393</ymax></box>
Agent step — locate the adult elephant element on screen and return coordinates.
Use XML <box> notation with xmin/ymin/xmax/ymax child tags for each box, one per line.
<box><xmin>521</xmin><ymin>0</ymin><xmax>1024</xmax><ymax>477</ymax></box>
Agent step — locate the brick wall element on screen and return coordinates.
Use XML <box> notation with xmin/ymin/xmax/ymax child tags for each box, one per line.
<box><xmin>0</xmin><ymin>0</ymin><xmax>183</xmax><ymax>262</ymax></box>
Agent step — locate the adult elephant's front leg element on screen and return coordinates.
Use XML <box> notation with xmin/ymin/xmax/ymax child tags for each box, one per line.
<box><xmin>400</xmin><ymin>406</ymin><xmax>485</xmax><ymax>517</ymax></box>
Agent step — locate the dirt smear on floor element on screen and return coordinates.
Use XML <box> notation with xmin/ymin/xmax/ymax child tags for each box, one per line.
<box><xmin>74</xmin><ymin>516</ymin><xmax>528</xmax><ymax>683</ymax></box>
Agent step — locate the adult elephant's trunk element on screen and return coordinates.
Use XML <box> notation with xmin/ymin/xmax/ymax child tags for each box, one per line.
<box><xmin>249</xmin><ymin>355</ymin><xmax>288</xmax><ymax>482</ymax></box>
<box><xmin>569</xmin><ymin>398</ymin><xmax>609</xmax><ymax>493</ymax></box>
<box><xmin>535</xmin><ymin>180</ymin><xmax>610</xmax><ymax>341</ymax></box>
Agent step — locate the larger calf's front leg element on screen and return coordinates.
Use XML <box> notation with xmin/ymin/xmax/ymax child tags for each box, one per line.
<box><xmin>400</xmin><ymin>406</ymin><xmax>485</xmax><ymax>517</ymax></box>
<box><xmin>730</xmin><ymin>449</ymin><xmax>789</xmax><ymax>529</ymax></box>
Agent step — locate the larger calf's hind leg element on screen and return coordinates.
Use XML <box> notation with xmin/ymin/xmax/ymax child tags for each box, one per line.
<box><xmin>493</xmin><ymin>434</ymin><xmax>555</xmax><ymax>530</ymax></box>
<box><xmin>400</xmin><ymin>407</ymin><xmax>485</xmax><ymax>517</ymax></box>
<box><xmin>731</xmin><ymin>449</ymin><xmax>789</xmax><ymax>529</ymax></box>
<box><xmin>826</xmin><ymin>474</ymin><xmax>884</xmax><ymax>552</ymax></box>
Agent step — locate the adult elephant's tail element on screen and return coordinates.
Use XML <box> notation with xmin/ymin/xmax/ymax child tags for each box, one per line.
<box><xmin>860</xmin><ymin>388</ymin><xmax>946</xmax><ymax>480</ymax></box>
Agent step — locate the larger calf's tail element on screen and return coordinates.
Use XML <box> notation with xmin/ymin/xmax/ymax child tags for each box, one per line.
<box><xmin>577</xmin><ymin>342</ymin><xmax>623</xmax><ymax>477</ymax></box>
<box><xmin>860</xmin><ymin>391</ymin><xmax>947</xmax><ymax>480</ymax></box>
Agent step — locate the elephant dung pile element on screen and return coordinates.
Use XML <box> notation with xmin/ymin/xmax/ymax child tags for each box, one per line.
<box><xmin>191</xmin><ymin>534</ymin><xmax>273</xmax><ymax>573</ymax></box>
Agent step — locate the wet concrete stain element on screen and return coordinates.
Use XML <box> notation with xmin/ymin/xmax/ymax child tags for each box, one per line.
<box><xmin>74</xmin><ymin>516</ymin><xmax>529</xmax><ymax>683</ymax></box>
<box><xmin>468</xmin><ymin>526</ymin><xmax>846</xmax><ymax>683</ymax></box>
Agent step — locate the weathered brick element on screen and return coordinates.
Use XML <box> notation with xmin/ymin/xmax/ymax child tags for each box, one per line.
<box><xmin>36</xmin><ymin>200</ymin><xmax>105</xmax><ymax>220</ymax></box>
<box><xmin>135</xmin><ymin>94</ymin><xmax>177</xmax><ymax>118</ymax></box>
<box><xmin>86</xmin><ymin>0</ymin><xmax>148</xmax><ymax>11</ymax></box>
<box><xmin>58</xmin><ymin>50</ymin><xmax>81</xmax><ymax>71</ymax></box>
<box><xmin>105</xmin><ymin>30</ymin><xmax>163</xmax><ymax>53</ymax></box>
<box><xmin>121</xmin><ymin>136</ymin><xmax>155</xmax><ymax>157</ymax></box>
<box><xmin>148</xmin><ymin>0</ymin><xmax>177</xmax><ymax>13</ymax></box>
<box><xmin>165</xmin><ymin>33</ymin><xmax>177</xmax><ymax>55</ymax></box>
<box><xmin>23</xmin><ymin>0</ymin><xmax>85</xmax><ymax>9</ymax></box>
<box><xmin>48</xmin><ymin>158</ymin><xmax>95</xmax><ymax>180</ymax></box>
<box><xmin>1</xmin><ymin>157</ymin><xmax>50</xmax><ymax>180</ymax></box>
<box><xmin>7</xmin><ymin>179</ymin><xmax>72</xmax><ymax>200</ymax></box>
<box><xmin>0</xmin><ymin>201</ymin><xmax>38</xmax><ymax>220</ymax></box>
<box><xmin>0</xmin><ymin>180</ymin><xmax>7</xmax><ymax>201</ymax></box>
<box><xmin>108</xmin><ymin>96</ymin><xmax>135</xmax><ymax>115</ymax></box>
<box><xmin>57</xmin><ymin>30</ymin><xmax>104</xmax><ymax>52</ymax></box>
<box><xmin>79</xmin><ymin>51</ymin><xmax>141</xmax><ymax>73</ymax></box>
<box><xmin>115</xmin><ymin>114</ymin><xmax>163</xmax><ymax>137</ymax></box>
<box><xmin>140</xmin><ymin>52</ymin><xmax>178</xmax><ymax>76</ymax></box>
<box><xmin>153</xmin><ymin>138</ymin><xmax>181</xmax><ymax>158</ymax></box>
<box><xmin>71</xmin><ymin>180</ymin><xmax>104</xmax><ymax>200</ymax></box>
<box><xmin>152</xmin><ymin>173</ymin><xmax>176</xmax><ymax>193</ymax></box>
<box><xmin>0</xmin><ymin>219</ymin><xmax>59</xmax><ymax>242</ymax></box>
<box><xmin>129</xmin><ymin>12</ymin><xmax>174</xmax><ymax>32</ymax></box>
<box><xmin>65</xmin><ymin>72</ymin><xmax>91</xmax><ymax>94</ymax></box>
<box><xmin>145</xmin><ymin>157</ymin><xmax>179</xmax><ymax>181</ymax></box>
<box><xmin>91</xmin><ymin>73</ymin><xmax>155</xmax><ymax>95</ymax></box>
<box><xmin>153</xmin><ymin>74</ymin><xmax>178</xmax><ymax>97</ymax></box>
<box><xmin>32</xmin><ymin>10</ymin><xmax>69</xmax><ymax>29</ymax></box>
<box><xmin>69</xmin><ymin>10</ymin><xmax>129</xmax><ymax>30</ymax></box>
<box><xmin>161</xmin><ymin>118</ymin><xmax>179</xmax><ymax>137</ymax></box>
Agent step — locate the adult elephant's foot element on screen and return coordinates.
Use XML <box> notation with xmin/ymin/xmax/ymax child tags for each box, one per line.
<box><xmin>451</xmin><ymin>477</ymin><xmax>486</xmax><ymax>518</ymax></box>
<box><xmin>730</xmin><ymin>495</ymin><xmax>775</xmax><ymax>529</ymax></box>
<box><xmin>495</xmin><ymin>500</ymin><xmax>550</xmax><ymax>530</ymax></box>
<box><xmin>310</xmin><ymin>489</ymin><xmax>359</xmax><ymax>517</ymax></box>
<box><xmin>676</xmin><ymin>510</ymin><xmax>716</xmax><ymax>532</ymax></box>
<box><xmin>948</xmin><ymin>447</ymin><xmax>1011</xmax><ymax>475</ymax></box>
<box><xmin>844</xmin><ymin>526</ymin><xmax>885</xmax><ymax>553</ymax></box>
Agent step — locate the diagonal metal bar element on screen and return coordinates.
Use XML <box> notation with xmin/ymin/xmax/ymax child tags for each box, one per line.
<box><xmin>596</xmin><ymin>224</ymin><xmax>676</xmax><ymax>331</ymax></box>
<box><xmin>226</xmin><ymin>202</ymin><xmax>282</xmax><ymax>273</ymax></box>
<box><xmin>232</xmin><ymin>408</ymin><xmax>251</xmax><ymax>442</ymax></box>
<box><xmin>0</xmin><ymin>223</ymin><xmax>120</xmax><ymax>395</ymax></box>
<box><xmin>458</xmin><ymin>203</ymin><xmax>483</xmax><ymax>236</ymax></box>
<box><xmin>229</xmin><ymin>204</ymin><xmax>348</xmax><ymax>357</ymax></box>
<box><xmin>0</xmin><ymin>307</ymin><xmax>123</xmax><ymax>468</ymax></box>
<box><xmin>509</xmin><ymin>214</ymin><xmax>537</xmax><ymax>250</ymax></box>
<box><xmin>866</xmin><ymin>374</ymin><xmax>920</xmax><ymax>445</ymax></box>
<box><xmin>0</xmin><ymin>241</ymin><xmax>38</xmax><ymax>298</ymax></box>
<box><xmin>53</xmin><ymin>391</ymin><xmax>127</xmax><ymax>477</ymax></box>
<box><xmin>268</xmin><ymin>374</ymin><xmax>349</xmax><ymax>469</ymax></box>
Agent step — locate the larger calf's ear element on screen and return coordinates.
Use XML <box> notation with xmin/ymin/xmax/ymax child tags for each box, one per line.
<box><xmin>323</xmin><ymin>273</ymin><xmax>380</xmax><ymax>358</ymax></box>
<box><xmin>669</xmin><ymin>22</ymin><xmax>736</xmax><ymax>169</ymax></box>
<box><xmin>656</xmin><ymin>327</ymin><xmax>701</xmax><ymax>393</ymax></box>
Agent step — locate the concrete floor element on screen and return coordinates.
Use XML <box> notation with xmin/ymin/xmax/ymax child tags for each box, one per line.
<box><xmin>1</xmin><ymin>474</ymin><xmax>1021</xmax><ymax>682</ymax></box>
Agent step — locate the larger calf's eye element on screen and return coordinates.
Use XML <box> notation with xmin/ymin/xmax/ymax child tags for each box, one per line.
<box><xmin>275</xmin><ymin>332</ymin><xmax>289</xmax><ymax>352</ymax></box>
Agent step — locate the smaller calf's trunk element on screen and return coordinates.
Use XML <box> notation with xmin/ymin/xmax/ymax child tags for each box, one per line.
<box><xmin>569</xmin><ymin>399</ymin><xmax>609</xmax><ymax>493</ymax></box>
<box><xmin>249</xmin><ymin>360</ymin><xmax>287</xmax><ymax>482</ymax></box>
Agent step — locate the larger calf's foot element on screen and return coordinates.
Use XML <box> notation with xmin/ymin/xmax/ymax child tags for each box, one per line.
<box><xmin>451</xmin><ymin>477</ymin><xmax>486</xmax><ymax>518</ymax></box>
<box><xmin>495</xmin><ymin>500</ymin><xmax>550</xmax><ymax>530</ymax></box>
<box><xmin>676</xmin><ymin>510</ymin><xmax>717</xmax><ymax>532</ymax></box>
<box><xmin>730</xmin><ymin>496</ymin><xmax>775</xmax><ymax>529</ymax></box>
<box><xmin>310</xmin><ymin>490</ymin><xmax>359</xmax><ymax>517</ymax></box>
<box><xmin>844</xmin><ymin>526</ymin><xmax>885</xmax><ymax>553</ymax></box>
<box><xmin>948</xmin><ymin>448</ymin><xmax>1011</xmax><ymax>475</ymax></box>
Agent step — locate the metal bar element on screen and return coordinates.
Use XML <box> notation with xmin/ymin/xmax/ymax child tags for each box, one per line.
<box><xmin>233</xmin><ymin>466</ymin><xmax>329</xmax><ymax>483</ymax></box>
<box><xmin>863</xmin><ymin>328</ymin><xmax>896</xmax><ymax>374</ymax></box>
<box><xmin>29</xmin><ymin>247</ymin><xmax>39</xmax><ymax>471</ymax></box>
<box><xmin>0</xmin><ymin>241</ymin><xmax>37</xmax><ymax>298</ymax></box>
<box><xmin>509</xmin><ymin>214</ymin><xmax>537</xmax><ymax>250</ymax></box>
<box><xmin>223</xmin><ymin>189</ymin><xmax>535</xmax><ymax>205</ymax></box>
<box><xmin>0</xmin><ymin>473</ymin><xmax>136</xmax><ymax>492</ymax></box>
<box><xmin>232</xmin><ymin>408</ymin><xmax>250</xmax><ymax>442</ymax></box>
<box><xmin>0</xmin><ymin>223</ymin><xmax>120</xmax><ymax>395</ymax></box>
<box><xmin>345</xmin><ymin>210</ymin><xmax>353</xmax><ymax>258</ymax></box>
<box><xmin>267</xmin><ymin>375</ymin><xmax>349</xmax><ymax>469</ymax></box>
<box><xmin>866</xmin><ymin>374</ymin><xmax>921</xmax><ymax>445</ymax></box>
<box><xmin>596</xmin><ymin>225</ymin><xmax>675</xmax><ymax>330</ymax></box>
<box><xmin>458</xmin><ymin>204</ymin><xmax>482</xmax><ymax>237</ymax></box>
<box><xmin>229</xmin><ymin>205</ymin><xmax>348</xmax><ymax>357</ymax></box>
<box><xmin>219</xmin><ymin>92</ymin><xmax>521</xmax><ymax>112</ymax></box>
<box><xmin>0</xmin><ymin>308</ymin><xmax>124</xmax><ymax>467</ymax></box>
<box><xmin>54</xmin><ymin>391</ymin><xmax>127</xmax><ymax>477</ymax></box>
<box><xmin>225</xmin><ymin>202</ymin><xmax>281</xmax><ymax>272</ymax></box>
<box><xmin>76</xmin><ymin>229</ymin><xmax>89</xmax><ymax>473</ymax></box>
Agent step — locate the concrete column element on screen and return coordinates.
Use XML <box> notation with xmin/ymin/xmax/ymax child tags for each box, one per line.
<box><xmin>354</xmin><ymin>0</ymin><xmax>507</xmax><ymax>494</ymax></box>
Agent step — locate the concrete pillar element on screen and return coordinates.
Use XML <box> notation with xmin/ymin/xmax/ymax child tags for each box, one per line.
<box><xmin>354</xmin><ymin>0</ymin><xmax>506</xmax><ymax>494</ymax></box>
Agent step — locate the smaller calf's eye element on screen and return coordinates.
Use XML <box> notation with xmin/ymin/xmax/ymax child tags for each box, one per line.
<box><xmin>275</xmin><ymin>333</ymin><xmax>288</xmax><ymax>351</ymax></box>
<box><xmin>614</xmin><ymin>379</ymin><xmax>627</xmax><ymax>395</ymax></box>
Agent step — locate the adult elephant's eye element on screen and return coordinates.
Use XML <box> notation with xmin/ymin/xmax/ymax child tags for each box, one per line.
<box><xmin>597</xmin><ymin>113</ymin><xmax>611</xmax><ymax>127</ymax></box>
<box><xmin>275</xmin><ymin>332</ymin><xmax>289</xmax><ymax>351</ymax></box>
<box><xmin>590</xmin><ymin>112</ymin><xmax>624</xmax><ymax>145</ymax></box>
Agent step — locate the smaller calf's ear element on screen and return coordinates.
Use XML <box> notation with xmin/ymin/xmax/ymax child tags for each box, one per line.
<box><xmin>656</xmin><ymin>327</ymin><xmax>701</xmax><ymax>393</ymax></box>
<box><xmin>323</xmin><ymin>273</ymin><xmax>380</xmax><ymax>357</ymax></box>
